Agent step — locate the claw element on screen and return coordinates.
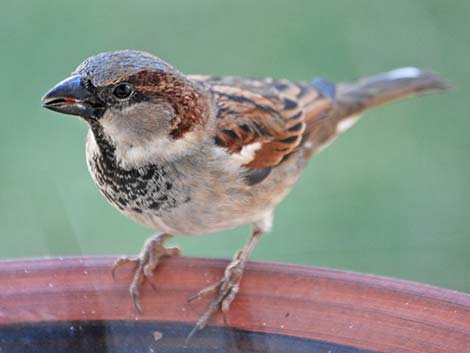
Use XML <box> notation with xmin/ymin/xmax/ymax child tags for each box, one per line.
<box><xmin>112</xmin><ymin>233</ymin><xmax>179</xmax><ymax>313</ymax></box>
<box><xmin>147</xmin><ymin>279</ymin><xmax>158</xmax><ymax>292</ymax></box>
<box><xmin>186</xmin><ymin>226</ymin><xmax>264</xmax><ymax>341</ymax></box>
<box><xmin>112</xmin><ymin>256</ymin><xmax>138</xmax><ymax>279</ymax></box>
<box><xmin>187</xmin><ymin>279</ymin><xmax>222</xmax><ymax>303</ymax></box>
<box><xmin>221</xmin><ymin>285</ymin><xmax>238</xmax><ymax>320</ymax></box>
<box><xmin>186</xmin><ymin>266</ymin><xmax>242</xmax><ymax>342</ymax></box>
<box><xmin>130</xmin><ymin>288</ymin><xmax>143</xmax><ymax>313</ymax></box>
<box><xmin>186</xmin><ymin>299</ymin><xmax>220</xmax><ymax>343</ymax></box>
<box><xmin>185</xmin><ymin>322</ymin><xmax>201</xmax><ymax>344</ymax></box>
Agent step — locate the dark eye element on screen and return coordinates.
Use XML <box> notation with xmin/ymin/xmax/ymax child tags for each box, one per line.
<box><xmin>113</xmin><ymin>83</ymin><xmax>134</xmax><ymax>99</ymax></box>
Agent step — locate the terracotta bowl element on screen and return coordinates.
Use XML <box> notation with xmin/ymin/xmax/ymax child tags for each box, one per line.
<box><xmin>0</xmin><ymin>256</ymin><xmax>469</xmax><ymax>352</ymax></box>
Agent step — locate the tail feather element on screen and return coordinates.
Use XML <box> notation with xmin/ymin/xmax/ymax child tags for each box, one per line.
<box><xmin>301</xmin><ymin>67</ymin><xmax>449</xmax><ymax>156</ymax></box>
<box><xmin>335</xmin><ymin>67</ymin><xmax>450</xmax><ymax>117</ymax></box>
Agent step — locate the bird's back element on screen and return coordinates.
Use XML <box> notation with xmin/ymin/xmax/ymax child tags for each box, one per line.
<box><xmin>191</xmin><ymin>68</ymin><xmax>448</xmax><ymax>169</ymax></box>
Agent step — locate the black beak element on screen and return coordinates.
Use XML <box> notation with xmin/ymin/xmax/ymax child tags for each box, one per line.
<box><xmin>41</xmin><ymin>75</ymin><xmax>104</xmax><ymax>119</ymax></box>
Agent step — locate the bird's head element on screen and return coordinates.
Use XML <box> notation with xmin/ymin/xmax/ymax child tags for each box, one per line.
<box><xmin>42</xmin><ymin>50</ymin><xmax>213</xmax><ymax>167</ymax></box>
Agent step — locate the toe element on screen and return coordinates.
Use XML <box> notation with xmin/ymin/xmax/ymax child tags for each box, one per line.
<box><xmin>112</xmin><ymin>256</ymin><xmax>138</xmax><ymax>278</ymax></box>
<box><xmin>130</xmin><ymin>286</ymin><xmax>143</xmax><ymax>313</ymax></box>
<box><xmin>188</xmin><ymin>279</ymin><xmax>223</xmax><ymax>303</ymax></box>
<box><xmin>221</xmin><ymin>284</ymin><xmax>239</xmax><ymax>320</ymax></box>
<box><xmin>143</xmin><ymin>262</ymin><xmax>156</xmax><ymax>278</ymax></box>
<box><xmin>115</xmin><ymin>234</ymin><xmax>179</xmax><ymax>314</ymax></box>
<box><xmin>165</xmin><ymin>247</ymin><xmax>181</xmax><ymax>257</ymax></box>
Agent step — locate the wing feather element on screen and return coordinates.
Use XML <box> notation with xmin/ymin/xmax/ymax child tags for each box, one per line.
<box><xmin>189</xmin><ymin>75</ymin><xmax>334</xmax><ymax>170</ymax></box>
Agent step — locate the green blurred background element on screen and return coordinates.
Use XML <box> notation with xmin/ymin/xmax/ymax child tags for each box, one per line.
<box><xmin>1</xmin><ymin>0</ymin><xmax>468</xmax><ymax>291</ymax></box>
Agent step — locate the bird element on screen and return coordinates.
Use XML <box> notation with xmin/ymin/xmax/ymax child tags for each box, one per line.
<box><xmin>41</xmin><ymin>50</ymin><xmax>448</xmax><ymax>338</ymax></box>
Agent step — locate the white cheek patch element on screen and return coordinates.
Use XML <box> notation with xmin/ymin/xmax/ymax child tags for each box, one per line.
<box><xmin>116</xmin><ymin>132</ymin><xmax>202</xmax><ymax>169</ymax></box>
<box><xmin>97</xmin><ymin>103</ymin><xmax>204</xmax><ymax>169</ymax></box>
<box><xmin>120</xmin><ymin>139</ymin><xmax>166</xmax><ymax>167</ymax></box>
<box><xmin>336</xmin><ymin>114</ymin><xmax>360</xmax><ymax>134</ymax></box>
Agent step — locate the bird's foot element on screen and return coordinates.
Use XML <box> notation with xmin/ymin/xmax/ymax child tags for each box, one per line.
<box><xmin>187</xmin><ymin>251</ymin><xmax>245</xmax><ymax>341</ymax></box>
<box><xmin>112</xmin><ymin>233</ymin><xmax>180</xmax><ymax>312</ymax></box>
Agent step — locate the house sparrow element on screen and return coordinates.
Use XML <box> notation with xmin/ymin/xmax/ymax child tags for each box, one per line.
<box><xmin>41</xmin><ymin>50</ymin><xmax>448</xmax><ymax>337</ymax></box>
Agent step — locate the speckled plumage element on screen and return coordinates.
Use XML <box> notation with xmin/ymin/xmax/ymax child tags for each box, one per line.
<box><xmin>42</xmin><ymin>50</ymin><xmax>448</xmax><ymax>337</ymax></box>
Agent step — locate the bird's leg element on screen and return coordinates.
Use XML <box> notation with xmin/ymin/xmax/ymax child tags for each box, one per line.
<box><xmin>112</xmin><ymin>233</ymin><xmax>180</xmax><ymax>312</ymax></box>
<box><xmin>187</xmin><ymin>227</ymin><xmax>264</xmax><ymax>340</ymax></box>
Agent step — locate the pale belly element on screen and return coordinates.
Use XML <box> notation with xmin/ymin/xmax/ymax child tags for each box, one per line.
<box><xmin>89</xmin><ymin>158</ymin><xmax>299</xmax><ymax>236</ymax></box>
<box><xmin>86</xmin><ymin>135</ymin><xmax>305</xmax><ymax>236</ymax></box>
<box><xmin>121</xmin><ymin>204</ymin><xmax>270</xmax><ymax>236</ymax></box>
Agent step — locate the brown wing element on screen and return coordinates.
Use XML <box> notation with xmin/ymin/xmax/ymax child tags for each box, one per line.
<box><xmin>190</xmin><ymin>75</ymin><xmax>334</xmax><ymax>171</ymax></box>
<box><xmin>189</xmin><ymin>69</ymin><xmax>448</xmax><ymax>184</ymax></box>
